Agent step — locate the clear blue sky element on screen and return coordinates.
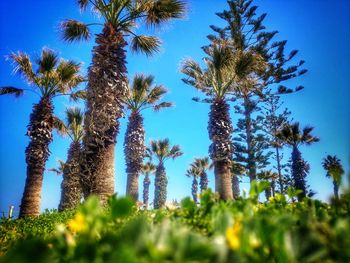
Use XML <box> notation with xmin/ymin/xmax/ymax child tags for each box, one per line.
<box><xmin>0</xmin><ymin>0</ymin><xmax>349</xmax><ymax>215</ymax></box>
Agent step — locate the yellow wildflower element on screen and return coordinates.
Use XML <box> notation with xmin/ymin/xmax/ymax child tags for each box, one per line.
<box><xmin>226</xmin><ymin>220</ymin><xmax>242</xmax><ymax>250</ymax></box>
<box><xmin>68</xmin><ymin>212</ymin><xmax>87</xmax><ymax>233</ymax></box>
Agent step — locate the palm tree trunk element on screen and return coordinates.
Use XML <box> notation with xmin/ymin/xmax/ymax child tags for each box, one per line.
<box><xmin>81</xmin><ymin>23</ymin><xmax>128</xmax><ymax>204</ymax></box>
<box><xmin>232</xmin><ymin>175</ymin><xmax>240</xmax><ymax>199</ymax></box>
<box><xmin>208</xmin><ymin>98</ymin><xmax>233</xmax><ymax>200</ymax></box>
<box><xmin>59</xmin><ymin>141</ymin><xmax>82</xmax><ymax>211</ymax></box>
<box><xmin>124</xmin><ymin>111</ymin><xmax>145</xmax><ymax>201</ymax></box>
<box><xmin>333</xmin><ymin>180</ymin><xmax>339</xmax><ymax>200</ymax></box>
<box><xmin>199</xmin><ymin>172</ymin><xmax>208</xmax><ymax>192</ymax></box>
<box><xmin>291</xmin><ymin>145</ymin><xmax>306</xmax><ymax>201</ymax></box>
<box><xmin>192</xmin><ymin>177</ymin><xmax>198</xmax><ymax>203</ymax></box>
<box><xmin>154</xmin><ymin>162</ymin><xmax>167</xmax><ymax>209</ymax></box>
<box><xmin>143</xmin><ymin>173</ymin><xmax>151</xmax><ymax>209</ymax></box>
<box><xmin>20</xmin><ymin>97</ymin><xmax>54</xmax><ymax>217</ymax></box>
<box><xmin>271</xmin><ymin>179</ymin><xmax>276</xmax><ymax>197</ymax></box>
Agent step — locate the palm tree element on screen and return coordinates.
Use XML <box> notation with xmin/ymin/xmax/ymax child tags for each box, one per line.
<box><xmin>124</xmin><ymin>74</ymin><xmax>172</xmax><ymax>201</ymax></box>
<box><xmin>231</xmin><ymin>161</ymin><xmax>245</xmax><ymax>199</ymax></box>
<box><xmin>141</xmin><ymin>161</ymin><xmax>156</xmax><ymax>209</ymax></box>
<box><xmin>257</xmin><ymin>170</ymin><xmax>278</xmax><ymax>200</ymax></box>
<box><xmin>276</xmin><ymin>122</ymin><xmax>319</xmax><ymax>201</ymax></box>
<box><xmin>58</xmin><ymin>107</ymin><xmax>84</xmax><ymax>211</ymax></box>
<box><xmin>0</xmin><ymin>49</ymin><xmax>84</xmax><ymax>217</ymax></box>
<box><xmin>147</xmin><ymin>139</ymin><xmax>183</xmax><ymax>208</ymax></box>
<box><xmin>186</xmin><ymin>166</ymin><xmax>201</xmax><ymax>203</ymax></box>
<box><xmin>322</xmin><ymin>155</ymin><xmax>344</xmax><ymax>199</ymax></box>
<box><xmin>181</xmin><ymin>41</ymin><xmax>264</xmax><ymax>200</ymax></box>
<box><xmin>61</xmin><ymin>0</ymin><xmax>186</xmax><ymax>204</ymax></box>
<box><xmin>192</xmin><ymin>157</ymin><xmax>211</xmax><ymax>192</ymax></box>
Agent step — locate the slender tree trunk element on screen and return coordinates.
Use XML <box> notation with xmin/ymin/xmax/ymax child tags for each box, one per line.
<box><xmin>59</xmin><ymin>141</ymin><xmax>82</xmax><ymax>211</ymax></box>
<box><xmin>124</xmin><ymin>111</ymin><xmax>145</xmax><ymax>201</ymax></box>
<box><xmin>243</xmin><ymin>97</ymin><xmax>256</xmax><ymax>183</ymax></box>
<box><xmin>20</xmin><ymin>97</ymin><xmax>54</xmax><ymax>217</ymax></box>
<box><xmin>275</xmin><ymin>146</ymin><xmax>284</xmax><ymax>193</ymax></box>
<box><xmin>232</xmin><ymin>175</ymin><xmax>240</xmax><ymax>199</ymax></box>
<box><xmin>192</xmin><ymin>177</ymin><xmax>198</xmax><ymax>203</ymax></box>
<box><xmin>271</xmin><ymin>179</ymin><xmax>276</xmax><ymax>197</ymax></box>
<box><xmin>291</xmin><ymin>145</ymin><xmax>306</xmax><ymax>201</ymax></box>
<box><xmin>199</xmin><ymin>172</ymin><xmax>208</xmax><ymax>192</ymax></box>
<box><xmin>154</xmin><ymin>162</ymin><xmax>167</xmax><ymax>209</ymax></box>
<box><xmin>81</xmin><ymin>23</ymin><xmax>128</xmax><ymax>205</ymax></box>
<box><xmin>208</xmin><ymin>98</ymin><xmax>233</xmax><ymax>200</ymax></box>
<box><xmin>333</xmin><ymin>180</ymin><xmax>339</xmax><ymax>200</ymax></box>
<box><xmin>143</xmin><ymin>173</ymin><xmax>151</xmax><ymax>209</ymax></box>
<box><xmin>265</xmin><ymin>187</ymin><xmax>272</xmax><ymax>201</ymax></box>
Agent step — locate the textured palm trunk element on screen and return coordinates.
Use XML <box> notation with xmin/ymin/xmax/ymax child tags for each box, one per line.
<box><xmin>81</xmin><ymin>23</ymin><xmax>128</xmax><ymax>205</ymax></box>
<box><xmin>243</xmin><ymin>97</ymin><xmax>256</xmax><ymax>183</ymax></box>
<box><xmin>20</xmin><ymin>97</ymin><xmax>54</xmax><ymax>217</ymax></box>
<box><xmin>59</xmin><ymin>141</ymin><xmax>82</xmax><ymax>211</ymax></box>
<box><xmin>124</xmin><ymin>111</ymin><xmax>145</xmax><ymax>201</ymax></box>
<box><xmin>292</xmin><ymin>146</ymin><xmax>306</xmax><ymax>201</ymax></box>
<box><xmin>192</xmin><ymin>177</ymin><xmax>198</xmax><ymax>203</ymax></box>
<box><xmin>154</xmin><ymin>162</ymin><xmax>167</xmax><ymax>209</ymax></box>
<box><xmin>232</xmin><ymin>175</ymin><xmax>240</xmax><ymax>199</ymax></box>
<box><xmin>208</xmin><ymin>98</ymin><xmax>233</xmax><ymax>200</ymax></box>
<box><xmin>333</xmin><ymin>180</ymin><xmax>339</xmax><ymax>200</ymax></box>
<box><xmin>199</xmin><ymin>172</ymin><xmax>208</xmax><ymax>192</ymax></box>
<box><xmin>143</xmin><ymin>173</ymin><xmax>151</xmax><ymax>209</ymax></box>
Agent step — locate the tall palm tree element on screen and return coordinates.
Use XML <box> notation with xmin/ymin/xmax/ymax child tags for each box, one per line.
<box><xmin>124</xmin><ymin>74</ymin><xmax>172</xmax><ymax>201</ymax></box>
<box><xmin>186</xmin><ymin>166</ymin><xmax>201</xmax><ymax>203</ymax></box>
<box><xmin>141</xmin><ymin>161</ymin><xmax>156</xmax><ymax>209</ymax></box>
<box><xmin>322</xmin><ymin>155</ymin><xmax>344</xmax><ymax>199</ymax></box>
<box><xmin>192</xmin><ymin>157</ymin><xmax>211</xmax><ymax>192</ymax></box>
<box><xmin>181</xmin><ymin>41</ymin><xmax>264</xmax><ymax>200</ymax></box>
<box><xmin>58</xmin><ymin>107</ymin><xmax>84</xmax><ymax>211</ymax></box>
<box><xmin>147</xmin><ymin>139</ymin><xmax>182</xmax><ymax>208</ymax></box>
<box><xmin>276</xmin><ymin>122</ymin><xmax>319</xmax><ymax>201</ymax></box>
<box><xmin>0</xmin><ymin>49</ymin><xmax>84</xmax><ymax>217</ymax></box>
<box><xmin>61</xmin><ymin>0</ymin><xmax>186</xmax><ymax>204</ymax></box>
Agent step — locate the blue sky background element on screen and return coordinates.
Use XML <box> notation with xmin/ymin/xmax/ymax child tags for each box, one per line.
<box><xmin>0</xmin><ymin>0</ymin><xmax>349</xmax><ymax>216</ymax></box>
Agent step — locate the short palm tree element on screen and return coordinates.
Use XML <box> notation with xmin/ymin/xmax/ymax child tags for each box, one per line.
<box><xmin>58</xmin><ymin>107</ymin><xmax>84</xmax><ymax>211</ymax></box>
<box><xmin>276</xmin><ymin>122</ymin><xmax>319</xmax><ymax>201</ymax></box>
<box><xmin>322</xmin><ymin>155</ymin><xmax>344</xmax><ymax>199</ymax></box>
<box><xmin>191</xmin><ymin>157</ymin><xmax>211</xmax><ymax>193</ymax></box>
<box><xmin>147</xmin><ymin>139</ymin><xmax>183</xmax><ymax>209</ymax></box>
<box><xmin>124</xmin><ymin>74</ymin><xmax>171</xmax><ymax>201</ymax></box>
<box><xmin>141</xmin><ymin>161</ymin><xmax>156</xmax><ymax>209</ymax></box>
<box><xmin>61</xmin><ymin>0</ymin><xmax>186</xmax><ymax>204</ymax></box>
<box><xmin>186</xmin><ymin>166</ymin><xmax>201</xmax><ymax>203</ymax></box>
<box><xmin>231</xmin><ymin>161</ymin><xmax>245</xmax><ymax>199</ymax></box>
<box><xmin>257</xmin><ymin>170</ymin><xmax>278</xmax><ymax>200</ymax></box>
<box><xmin>0</xmin><ymin>49</ymin><xmax>84</xmax><ymax>217</ymax></box>
<box><xmin>181</xmin><ymin>41</ymin><xmax>264</xmax><ymax>200</ymax></box>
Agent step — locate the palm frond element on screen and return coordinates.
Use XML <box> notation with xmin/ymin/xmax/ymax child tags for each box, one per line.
<box><xmin>70</xmin><ymin>90</ymin><xmax>87</xmax><ymax>102</ymax></box>
<box><xmin>37</xmin><ymin>49</ymin><xmax>59</xmax><ymax>73</ymax></box>
<box><xmin>66</xmin><ymin>107</ymin><xmax>84</xmax><ymax>127</ymax></box>
<box><xmin>60</xmin><ymin>19</ymin><xmax>91</xmax><ymax>42</ymax></box>
<box><xmin>154</xmin><ymin>102</ymin><xmax>172</xmax><ymax>111</ymax></box>
<box><xmin>130</xmin><ymin>35</ymin><xmax>161</xmax><ymax>56</ymax></box>
<box><xmin>53</xmin><ymin>116</ymin><xmax>68</xmax><ymax>136</ymax></box>
<box><xmin>77</xmin><ymin>0</ymin><xmax>89</xmax><ymax>11</ymax></box>
<box><xmin>146</xmin><ymin>0</ymin><xmax>186</xmax><ymax>27</ymax></box>
<box><xmin>0</xmin><ymin>86</ymin><xmax>24</xmax><ymax>98</ymax></box>
<box><xmin>8</xmin><ymin>52</ymin><xmax>35</xmax><ymax>82</ymax></box>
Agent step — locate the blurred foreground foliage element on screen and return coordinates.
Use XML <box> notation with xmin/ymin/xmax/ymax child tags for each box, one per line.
<box><xmin>1</xmin><ymin>182</ymin><xmax>349</xmax><ymax>263</ymax></box>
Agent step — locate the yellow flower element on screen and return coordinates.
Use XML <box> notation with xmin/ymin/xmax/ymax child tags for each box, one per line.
<box><xmin>68</xmin><ymin>212</ymin><xmax>87</xmax><ymax>233</ymax></box>
<box><xmin>226</xmin><ymin>220</ymin><xmax>242</xmax><ymax>250</ymax></box>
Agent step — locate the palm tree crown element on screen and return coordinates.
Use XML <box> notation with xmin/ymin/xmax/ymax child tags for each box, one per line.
<box><xmin>61</xmin><ymin>0</ymin><xmax>186</xmax><ymax>55</ymax></box>
<box><xmin>63</xmin><ymin>107</ymin><xmax>85</xmax><ymax>143</ymax></box>
<box><xmin>276</xmin><ymin>122</ymin><xmax>320</xmax><ymax>147</ymax></box>
<box><xmin>322</xmin><ymin>155</ymin><xmax>344</xmax><ymax>185</ymax></box>
<box><xmin>142</xmin><ymin>161</ymin><xmax>157</xmax><ymax>175</ymax></box>
<box><xmin>147</xmin><ymin>139</ymin><xmax>183</xmax><ymax>163</ymax></box>
<box><xmin>125</xmin><ymin>74</ymin><xmax>172</xmax><ymax>112</ymax></box>
<box><xmin>0</xmin><ymin>49</ymin><xmax>84</xmax><ymax>98</ymax></box>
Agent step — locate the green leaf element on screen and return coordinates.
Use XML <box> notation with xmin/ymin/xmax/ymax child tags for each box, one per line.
<box><xmin>108</xmin><ymin>196</ymin><xmax>135</xmax><ymax>219</ymax></box>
